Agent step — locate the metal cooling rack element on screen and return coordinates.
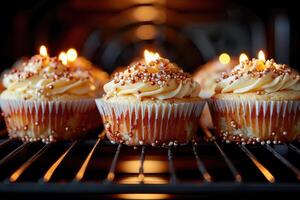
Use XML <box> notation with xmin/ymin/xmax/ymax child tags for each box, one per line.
<box><xmin>0</xmin><ymin>129</ymin><xmax>299</xmax><ymax>199</ymax></box>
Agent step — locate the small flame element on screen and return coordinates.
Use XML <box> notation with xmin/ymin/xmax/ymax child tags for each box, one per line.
<box><xmin>66</xmin><ymin>48</ymin><xmax>78</xmax><ymax>62</ymax></box>
<box><xmin>39</xmin><ymin>45</ymin><xmax>48</xmax><ymax>57</ymax></box>
<box><xmin>219</xmin><ymin>53</ymin><xmax>230</xmax><ymax>65</ymax></box>
<box><xmin>58</xmin><ymin>51</ymin><xmax>67</xmax><ymax>65</ymax></box>
<box><xmin>239</xmin><ymin>53</ymin><xmax>249</xmax><ymax>63</ymax></box>
<box><xmin>258</xmin><ymin>50</ymin><xmax>266</xmax><ymax>62</ymax></box>
<box><xmin>144</xmin><ymin>50</ymin><xmax>160</xmax><ymax>64</ymax></box>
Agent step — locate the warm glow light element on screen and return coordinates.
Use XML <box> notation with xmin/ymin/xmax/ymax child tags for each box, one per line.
<box><xmin>58</xmin><ymin>51</ymin><xmax>67</xmax><ymax>65</ymax></box>
<box><xmin>118</xmin><ymin>176</ymin><xmax>168</xmax><ymax>184</ymax></box>
<box><xmin>136</xmin><ymin>25</ymin><xmax>157</xmax><ymax>40</ymax></box>
<box><xmin>132</xmin><ymin>0</ymin><xmax>163</xmax><ymax>3</ymax></box>
<box><xmin>133</xmin><ymin>6</ymin><xmax>158</xmax><ymax>21</ymax></box>
<box><xmin>90</xmin><ymin>85</ymin><xmax>96</xmax><ymax>91</ymax></box>
<box><xmin>144</xmin><ymin>50</ymin><xmax>160</xmax><ymax>64</ymax></box>
<box><xmin>119</xmin><ymin>160</ymin><xmax>168</xmax><ymax>173</ymax></box>
<box><xmin>115</xmin><ymin>193</ymin><xmax>170</xmax><ymax>200</ymax></box>
<box><xmin>218</xmin><ymin>53</ymin><xmax>231</xmax><ymax>65</ymax></box>
<box><xmin>258</xmin><ymin>50</ymin><xmax>266</xmax><ymax>62</ymax></box>
<box><xmin>39</xmin><ymin>45</ymin><xmax>48</xmax><ymax>57</ymax></box>
<box><xmin>239</xmin><ymin>53</ymin><xmax>249</xmax><ymax>63</ymax></box>
<box><xmin>66</xmin><ymin>48</ymin><xmax>78</xmax><ymax>62</ymax></box>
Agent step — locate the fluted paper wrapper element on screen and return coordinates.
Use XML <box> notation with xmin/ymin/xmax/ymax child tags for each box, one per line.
<box><xmin>208</xmin><ymin>99</ymin><xmax>300</xmax><ymax>142</ymax></box>
<box><xmin>199</xmin><ymin>103</ymin><xmax>214</xmax><ymax>129</ymax></box>
<box><xmin>0</xmin><ymin>99</ymin><xmax>101</xmax><ymax>143</ymax></box>
<box><xmin>96</xmin><ymin>99</ymin><xmax>205</xmax><ymax>146</ymax></box>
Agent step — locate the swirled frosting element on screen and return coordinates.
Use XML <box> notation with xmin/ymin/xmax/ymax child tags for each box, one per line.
<box><xmin>216</xmin><ymin>59</ymin><xmax>300</xmax><ymax>94</ymax></box>
<box><xmin>104</xmin><ymin>58</ymin><xmax>200</xmax><ymax>100</ymax></box>
<box><xmin>1</xmin><ymin>55</ymin><xmax>100</xmax><ymax>100</ymax></box>
<box><xmin>66</xmin><ymin>56</ymin><xmax>109</xmax><ymax>93</ymax></box>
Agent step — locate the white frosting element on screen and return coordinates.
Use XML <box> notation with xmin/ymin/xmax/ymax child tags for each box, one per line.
<box><xmin>216</xmin><ymin>60</ymin><xmax>300</xmax><ymax>94</ymax></box>
<box><xmin>1</xmin><ymin>55</ymin><xmax>100</xmax><ymax>100</ymax></box>
<box><xmin>103</xmin><ymin>58</ymin><xmax>201</xmax><ymax>100</ymax></box>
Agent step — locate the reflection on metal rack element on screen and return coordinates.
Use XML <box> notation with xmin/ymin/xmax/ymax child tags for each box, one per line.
<box><xmin>265</xmin><ymin>144</ymin><xmax>300</xmax><ymax>179</ymax></box>
<box><xmin>0</xmin><ymin>128</ymin><xmax>299</xmax><ymax>196</ymax></box>
<box><xmin>75</xmin><ymin>137</ymin><xmax>102</xmax><ymax>182</ymax></box>
<box><xmin>42</xmin><ymin>141</ymin><xmax>78</xmax><ymax>183</ymax></box>
<box><xmin>214</xmin><ymin>141</ymin><xmax>242</xmax><ymax>182</ymax></box>
<box><xmin>105</xmin><ymin>143</ymin><xmax>122</xmax><ymax>183</ymax></box>
<box><xmin>239</xmin><ymin>144</ymin><xmax>275</xmax><ymax>183</ymax></box>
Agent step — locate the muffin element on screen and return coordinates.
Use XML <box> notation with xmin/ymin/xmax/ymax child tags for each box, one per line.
<box><xmin>208</xmin><ymin>56</ymin><xmax>300</xmax><ymax>144</ymax></box>
<box><xmin>193</xmin><ymin>54</ymin><xmax>237</xmax><ymax>129</ymax></box>
<box><xmin>0</xmin><ymin>54</ymin><xmax>101</xmax><ymax>143</ymax></box>
<box><xmin>96</xmin><ymin>51</ymin><xmax>205</xmax><ymax>146</ymax></box>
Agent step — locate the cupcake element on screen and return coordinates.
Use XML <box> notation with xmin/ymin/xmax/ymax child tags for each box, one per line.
<box><xmin>96</xmin><ymin>50</ymin><xmax>205</xmax><ymax>146</ymax></box>
<box><xmin>193</xmin><ymin>53</ymin><xmax>237</xmax><ymax>129</ymax></box>
<box><xmin>0</xmin><ymin>50</ymin><xmax>101</xmax><ymax>143</ymax></box>
<box><xmin>59</xmin><ymin>49</ymin><xmax>110</xmax><ymax>94</ymax></box>
<box><xmin>208</xmin><ymin>52</ymin><xmax>300</xmax><ymax>144</ymax></box>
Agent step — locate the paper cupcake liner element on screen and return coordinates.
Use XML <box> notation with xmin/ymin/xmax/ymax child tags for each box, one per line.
<box><xmin>96</xmin><ymin>99</ymin><xmax>205</xmax><ymax>146</ymax></box>
<box><xmin>0</xmin><ymin>99</ymin><xmax>101</xmax><ymax>143</ymax></box>
<box><xmin>199</xmin><ymin>103</ymin><xmax>214</xmax><ymax>129</ymax></box>
<box><xmin>208</xmin><ymin>99</ymin><xmax>300</xmax><ymax>143</ymax></box>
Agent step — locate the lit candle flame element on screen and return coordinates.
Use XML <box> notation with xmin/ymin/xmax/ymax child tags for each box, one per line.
<box><xmin>39</xmin><ymin>45</ymin><xmax>48</xmax><ymax>57</ymax></box>
<box><xmin>218</xmin><ymin>53</ymin><xmax>230</xmax><ymax>65</ymax></box>
<box><xmin>258</xmin><ymin>50</ymin><xmax>266</xmax><ymax>62</ymax></box>
<box><xmin>58</xmin><ymin>51</ymin><xmax>67</xmax><ymax>65</ymax></box>
<box><xmin>66</xmin><ymin>48</ymin><xmax>78</xmax><ymax>62</ymax></box>
<box><xmin>239</xmin><ymin>53</ymin><xmax>248</xmax><ymax>63</ymax></box>
<box><xmin>144</xmin><ymin>50</ymin><xmax>160</xmax><ymax>64</ymax></box>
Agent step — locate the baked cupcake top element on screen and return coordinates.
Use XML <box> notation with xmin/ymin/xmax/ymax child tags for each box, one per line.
<box><xmin>104</xmin><ymin>50</ymin><xmax>200</xmax><ymax>100</ymax></box>
<box><xmin>216</xmin><ymin>55</ymin><xmax>300</xmax><ymax>95</ymax></box>
<box><xmin>1</xmin><ymin>55</ymin><xmax>100</xmax><ymax>100</ymax></box>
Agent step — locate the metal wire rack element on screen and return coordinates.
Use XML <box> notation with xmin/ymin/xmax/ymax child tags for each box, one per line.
<box><xmin>0</xmin><ymin>128</ymin><xmax>299</xmax><ymax>199</ymax></box>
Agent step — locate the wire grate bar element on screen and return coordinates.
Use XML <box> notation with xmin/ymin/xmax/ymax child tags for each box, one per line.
<box><xmin>0</xmin><ymin>142</ymin><xmax>30</xmax><ymax>167</ymax></box>
<box><xmin>74</xmin><ymin>137</ymin><xmax>102</xmax><ymax>182</ymax></box>
<box><xmin>0</xmin><ymin>138</ymin><xmax>13</xmax><ymax>149</ymax></box>
<box><xmin>138</xmin><ymin>146</ymin><xmax>146</xmax><ymax>183</ymax></box>
<box><xmin>105</xmin><ymin>143</ymin><xmax>122</xmax><ymax>183</ymax></box>
<box><xmin>239</xmin><ymin>144</ymin><xmax>275</xmax><ymax>183</ymax></box>
<box><xmin>214</xmin><ymin>141</ymin><xmax>242</xmax><ymax>183</ymax></box>
<box><xmin>9</xmin><ymin>144</ymin><xmax>51</xmax><ymax>182</ymax></box>
<box><xmin>167</xmin><ymin>147</ymin><xmax>177</xmax><ymax>184</ymax></box>
<box><xmin>265</xmin><ymin>144</ymin><xmax>300</xmax><ymax>180</ymax></box>
<box><xmin>288</xmin><ymin>143</ymin><xmax>300</xmax><ymax>156</ymax></box>
<box><xmin>41</xmin><ymin>141</ymin><xmax>78</xmax><ymax>183</ymax></box>
<box><xmin>192</xmin><ymin>145</ymin><xmax>212</xmax><ymax>182</ymax></box>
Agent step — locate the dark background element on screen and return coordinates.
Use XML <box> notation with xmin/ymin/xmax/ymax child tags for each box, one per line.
<box><xmin>0</xmin><ymin>0</ymin><xmax>298</xmax><ymax>74</ymax></box>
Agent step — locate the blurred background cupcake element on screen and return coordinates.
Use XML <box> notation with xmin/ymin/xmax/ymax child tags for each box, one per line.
<box><xmin>193</xmin><ymin>53</ymin><xmax>238</xmax><ymax>129</ymax></box>
<box><xmin>58</xmin><ymin>48</ymin><xmax>110</xmax><ymax>95</ymax></box>
<box><xmin>0</xmin><ymin>46</ymin><xmax>101</xmax><ymax>143</ymax></box>
<box><xmin>208</xmin><ymin>50</ymin><xmax>300</xmax><ymax>144</ymax></box>
<box><xmin>96</xmin><ymin>50</ymin><xmax>204</xmax><ymax>146</ymax></box>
